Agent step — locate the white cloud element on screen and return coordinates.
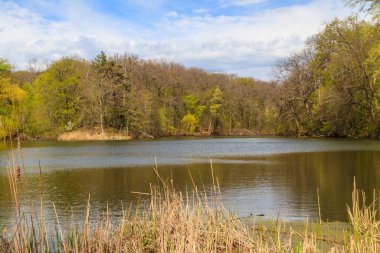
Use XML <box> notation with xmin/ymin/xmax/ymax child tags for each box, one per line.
<box><xmin>152</xmin><ymin>0</ymin><xmax>354</xmax><ymax>78</ymax></box>
<box><xmin>220</xmin><ymin>0</ymin><xmax>266</xmax><ymax>7</ymax></box>
<box><xmin>193</xmin><ymin>8</ymin><xmax>208</xmax><ymax>14</ymax></box>
<box><xmin>166</xmin><ymin>11</ymin><xmax>178</xmax><ymax>17</ymax></box>
<box><xmin>0</xmin><ymin>0</ymin><xmax>355</xmax><ymax>80</ymax></box>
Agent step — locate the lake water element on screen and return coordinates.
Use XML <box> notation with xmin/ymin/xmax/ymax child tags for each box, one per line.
<box><xmin>1</xmin><ymin>137</ymin><xmax>380</xmax><ymax>227</ymax></box>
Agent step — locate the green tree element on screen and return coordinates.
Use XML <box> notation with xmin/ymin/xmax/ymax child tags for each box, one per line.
<box><xmin>181</xmin><ymin>114</ymin><xmax>197</xmax><ymax>135</ymax></box>
<box><xmin>0</xmin><ymin>58</ymin><xmax>26</xmax><ymax>137</ymax></box>
<box><xmin>208</xmin><ymin>86</ymin><xmax>223</xmax><ymax>134</ymax></box>
<box><xmin>0</xmin><ymin>53</ymin><xmax>282</xmax><ymax>138</ymax></box>
<box><xmin>0</xmin><ymin>58</ymin><xmax>12</xmax><ymax>74</ymax></box>
<box><xmin>183</xmin><ymin>94</ymin><xmax>206</xmax><ymax>117</ymax></box>
<box><xmin>32</xmin><ymin>57</ymin><xmax>83</xmax><ymax>134</ymax></box>
<box><xmin>313</xmin><ymin>17</ymin><xmax>379</xmax><ymax>136</ymax></box>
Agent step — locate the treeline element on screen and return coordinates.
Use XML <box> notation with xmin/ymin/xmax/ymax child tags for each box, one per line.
<box><xmin>0</xmin><ymin>1</ymin><xmax>379</xmax><ymax>139</ymax></box>
<box><xmin>0</xmin><ymin>53</ymin><xmax>277</xmax><ymax>139</ymax></box>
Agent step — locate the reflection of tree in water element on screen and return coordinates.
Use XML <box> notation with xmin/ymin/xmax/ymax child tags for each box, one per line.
<box><xmin>1</xmin><ymin>150</ymin><xmax>379</xmax><ymax>226</ymax></box>
<box><xmin>0</xmin><ymin>176</ymin><xmax>15</xmax><ymax>227</ymax></box>
<box><xmin>271</xmin><ymin>151</ymin><xmax>380</xmax><ymax>221</ymax></box>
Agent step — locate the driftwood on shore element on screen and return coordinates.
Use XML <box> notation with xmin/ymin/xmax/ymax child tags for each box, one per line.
<box><xmin>139</xmin><ymin>131</ymin><xmax>154</xmax><ymax>139</ymax></box>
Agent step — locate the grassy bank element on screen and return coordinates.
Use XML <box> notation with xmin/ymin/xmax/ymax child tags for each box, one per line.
<box><xmin>1</xmin><ymin>145</ymin><xmax>380</xmax><ymax>252</ymax></box>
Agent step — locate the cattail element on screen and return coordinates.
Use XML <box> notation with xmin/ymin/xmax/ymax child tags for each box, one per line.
<box><xmin>16</xmin><ymin>165</ymin><xmax>21</xmax><ymax>181</ymax></box>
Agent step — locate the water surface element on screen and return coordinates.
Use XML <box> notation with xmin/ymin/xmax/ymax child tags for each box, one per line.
<box><xmin>1</xmin><ymin>137</ymin><xmax>379</xmax><ymax>227</ymax></box>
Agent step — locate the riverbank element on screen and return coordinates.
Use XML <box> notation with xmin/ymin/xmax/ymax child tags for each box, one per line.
<box><xmin>242</xmin><ymin>218</ymin><xmax>351</xmax><ymax>249</ymax></box>
<box><xmin>14</xmin><ymin>128</ymin><xmax>276</xmax><ymax>141</ymax></box>
<box><xmin>14</xmin><ymin>127</ymin><xmax>380</xmax><ymax>142</ymax></box>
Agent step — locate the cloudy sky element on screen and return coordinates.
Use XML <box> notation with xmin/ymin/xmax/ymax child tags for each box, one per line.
<box><xmin>0</xmin><ymin>0</ymin><xmax>356</xmax><ymax>80</ymax></box>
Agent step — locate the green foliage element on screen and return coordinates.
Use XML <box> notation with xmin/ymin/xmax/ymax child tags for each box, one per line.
<box><xmin>30</xmin><ymin>58</ymin><xmax>83</xmax><ymax>135</ymax></box>
<box><xmin>158</xmin><ymin>107</ymin><xmax>169</xmax><ymax>130</ymax></box>
<box><xmin>209</xmin><ymin>86</ymin><xmax>223</xmax><ymax>117</ymax></box>
<box><xmin>183</xmin><ymin>94</ymin><xmax>198</xmax><ymax>113</ymax></box>
<box><xmin>1</xmin><ymin>52</ymin><xmax>278</xmax><ymax>138</ymax></box>
<box><xmin>158</xmin><ymin>107</ymin><xmax>176</xmax><ymax>134</ymax></box>
<box><xmin>85</xmin><ymin>52</ymin><xmax>130</xmax><ymax>134</ymax></box>
<box><xmin>181</xmin><ymin>114</ymin><xmax>197</xmax><ymax>135</ymax></box>
<box><xmin>0</xmin><ymin>58</ymin><xmax>11</xmax><ymax>75</ymax></box>
<box><xmin>315</xmin><ymin>17</ymin><xmax>379</xmax><ymax>136</ymax></box>
<box><xmin>92</xmin><ymin>51</ymin><xmax>108</xmax><ymax>71</ymax></box>
<box><xmin>0</xmin><ymin>65</ymin><xmax>26</xmax><ymax>137</ymax></box>
<box><xmin>206</xmin><ymin>86</ymin><xmax>224</xmax><ymax>134</ymax></box>
<box><xmin>183</xmin><ymin>94</ymin><xmax>206</xmax><ymax>119</ymax></box>
<box><xmin>275</xmin><ymin>15</ymin><xmax>380</xmax><ymax>138</ymax></box>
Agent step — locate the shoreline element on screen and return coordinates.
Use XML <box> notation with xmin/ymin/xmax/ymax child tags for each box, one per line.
<box><xmin>20</xmin><ymin>133</ymin><xmax>379</xmax><ymax>142</ymax></box>
<box><xmin>12</xmin><ymin>128</ymin><xmax>380</xmax><ymax>142</ymax></box>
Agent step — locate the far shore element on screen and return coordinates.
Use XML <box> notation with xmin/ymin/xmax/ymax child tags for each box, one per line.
<box><xmin>57</xmin><ymin>131</ymin><xmax>275</xmax><ymax>141</ymax></box>
<box><xmin>11</xmin><ymin>128</ymin><xmax>380</xmax><ymax>142</ymax></box>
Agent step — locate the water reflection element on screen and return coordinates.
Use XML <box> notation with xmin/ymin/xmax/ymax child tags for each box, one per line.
<box><xmin>1</xmin><ymin>138</ymin><xmax>380</xmax><ymax>227</ymax></box>
<box><xmin>1</xmin><ymin>137</ymin><xmax>380</xmax><ymax>171</ymax></box>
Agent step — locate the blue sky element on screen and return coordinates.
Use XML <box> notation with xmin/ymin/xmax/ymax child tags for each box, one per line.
<box><xmin>0</xmin><ymin>0</ymin><xmax>354</xmax><ymax>80</ymax></box>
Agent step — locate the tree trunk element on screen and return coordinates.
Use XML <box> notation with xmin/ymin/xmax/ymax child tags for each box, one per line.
<box><xmin>208</xmin><ymin>116</ymin><xmax>213</xmax><ymax>135</ymax></box>
<box><xmin>229</xmin><ymin>109</ymin><xmax>232</xmax><ymax>135</ymax></box>
<box><xmin>100</xmin><ymin>114</ymin><xmax>104</xmax><ymax>135</ymax></box>
<box><xmin>290</xmin><ymin>106</ymin><xmax>301</xmax><ymax>137</ymax></box>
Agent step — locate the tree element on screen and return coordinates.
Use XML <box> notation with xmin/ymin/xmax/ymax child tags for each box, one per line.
<box><xmin>0</xmin><ymin>53</ymin><xmax>283</xmax><ymax>138</ymax></box>
<box><xmin>182</xmin><ymin>94</ymin><xmax>206</xmax><ymax>130</ymax></box>
<box><xmin>346</xmin><ymin>0</ymin><xmax>380</xmax><ymax>19</ymax></box>
<box><xmin>274</xmin><ymin>48</ymin><xmax>319</xmax><ymax>136</ymax></box>
<box><xmin>312</xmin><ymin>17</ymin><xmax>380</xmax><ymax>137</ymax></box>
<box><xmin>0</xmin><ymin>58</ymin><xmax>12</xmax><ymax>74</ymax></box>
<box><xmin>0</xmin><ymin>58</ymin><xmax>26</xmax><ymax>137</ymax></box>
<box><xmin>32</xmin><ymin>57</ymin><xmax>84</xmax><ymax>134</ymax></box>
<box><xmin>82</xmin><ymin>52</ymin><xmax>129</xmax><ymax>135</ymax></box>
<box><xmin>208</xmin><ymin>86</ymin><xmax>223</xmax><ymax>134</ymax></box>
<box><xmin>181</xmin><ymin>114</ymin><xmax>197</xmax><ymax>135</ymax></box>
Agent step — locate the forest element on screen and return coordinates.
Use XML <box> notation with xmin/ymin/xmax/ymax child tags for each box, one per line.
<box><xmin>0</xmin><ymin>1</ymin><xmax>379</xmax><ymax>140</ymax></box>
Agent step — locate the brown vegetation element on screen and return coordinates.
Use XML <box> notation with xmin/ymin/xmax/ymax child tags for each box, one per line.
<box><xmin>57</xmin><ymin>129</ymin><xmax>131</xmax><ymax>141</ymax></box>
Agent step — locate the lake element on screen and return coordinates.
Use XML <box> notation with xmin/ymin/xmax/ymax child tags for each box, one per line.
<box><xmin>1</xmin><ymin>137</ymin><xmax>380</xmax><ymax>227</ymax></box>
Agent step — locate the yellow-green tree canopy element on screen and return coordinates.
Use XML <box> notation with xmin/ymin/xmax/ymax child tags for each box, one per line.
<box><xmin>0</xmin><ymin>58</ymin><xmax>12</xmax><ymax>75</ymax></box>
<box><xmin>0</xmin><ymin>58</ymin><xmax>26</xmax><ymax>137</ymax></box>
<box><xmin>181</xmin><ymin>114</ymin><xmax>197</xmax><ymax>135</ymax></box>
<box><xmin>32</xmin><ymin>57</ymin><xmax>84</xmax><ymax>132</ymax></box>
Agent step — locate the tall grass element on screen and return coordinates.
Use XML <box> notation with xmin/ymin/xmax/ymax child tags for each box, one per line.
<box><xmin>1</xmin><ymin>139</ymin><xmax>380</xmax><ymax>252</ymax></box>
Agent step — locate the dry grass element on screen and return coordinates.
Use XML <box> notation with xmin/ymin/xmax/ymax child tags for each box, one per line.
<box><xmin>1</xmin><ymin>138</ymin><xmax>380</xmax><ymax>252</ymax></box>
<box><xmin>57</xmin><ymin>130</ymin><xmax>131</xmax><ymax>141</ymax></box>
